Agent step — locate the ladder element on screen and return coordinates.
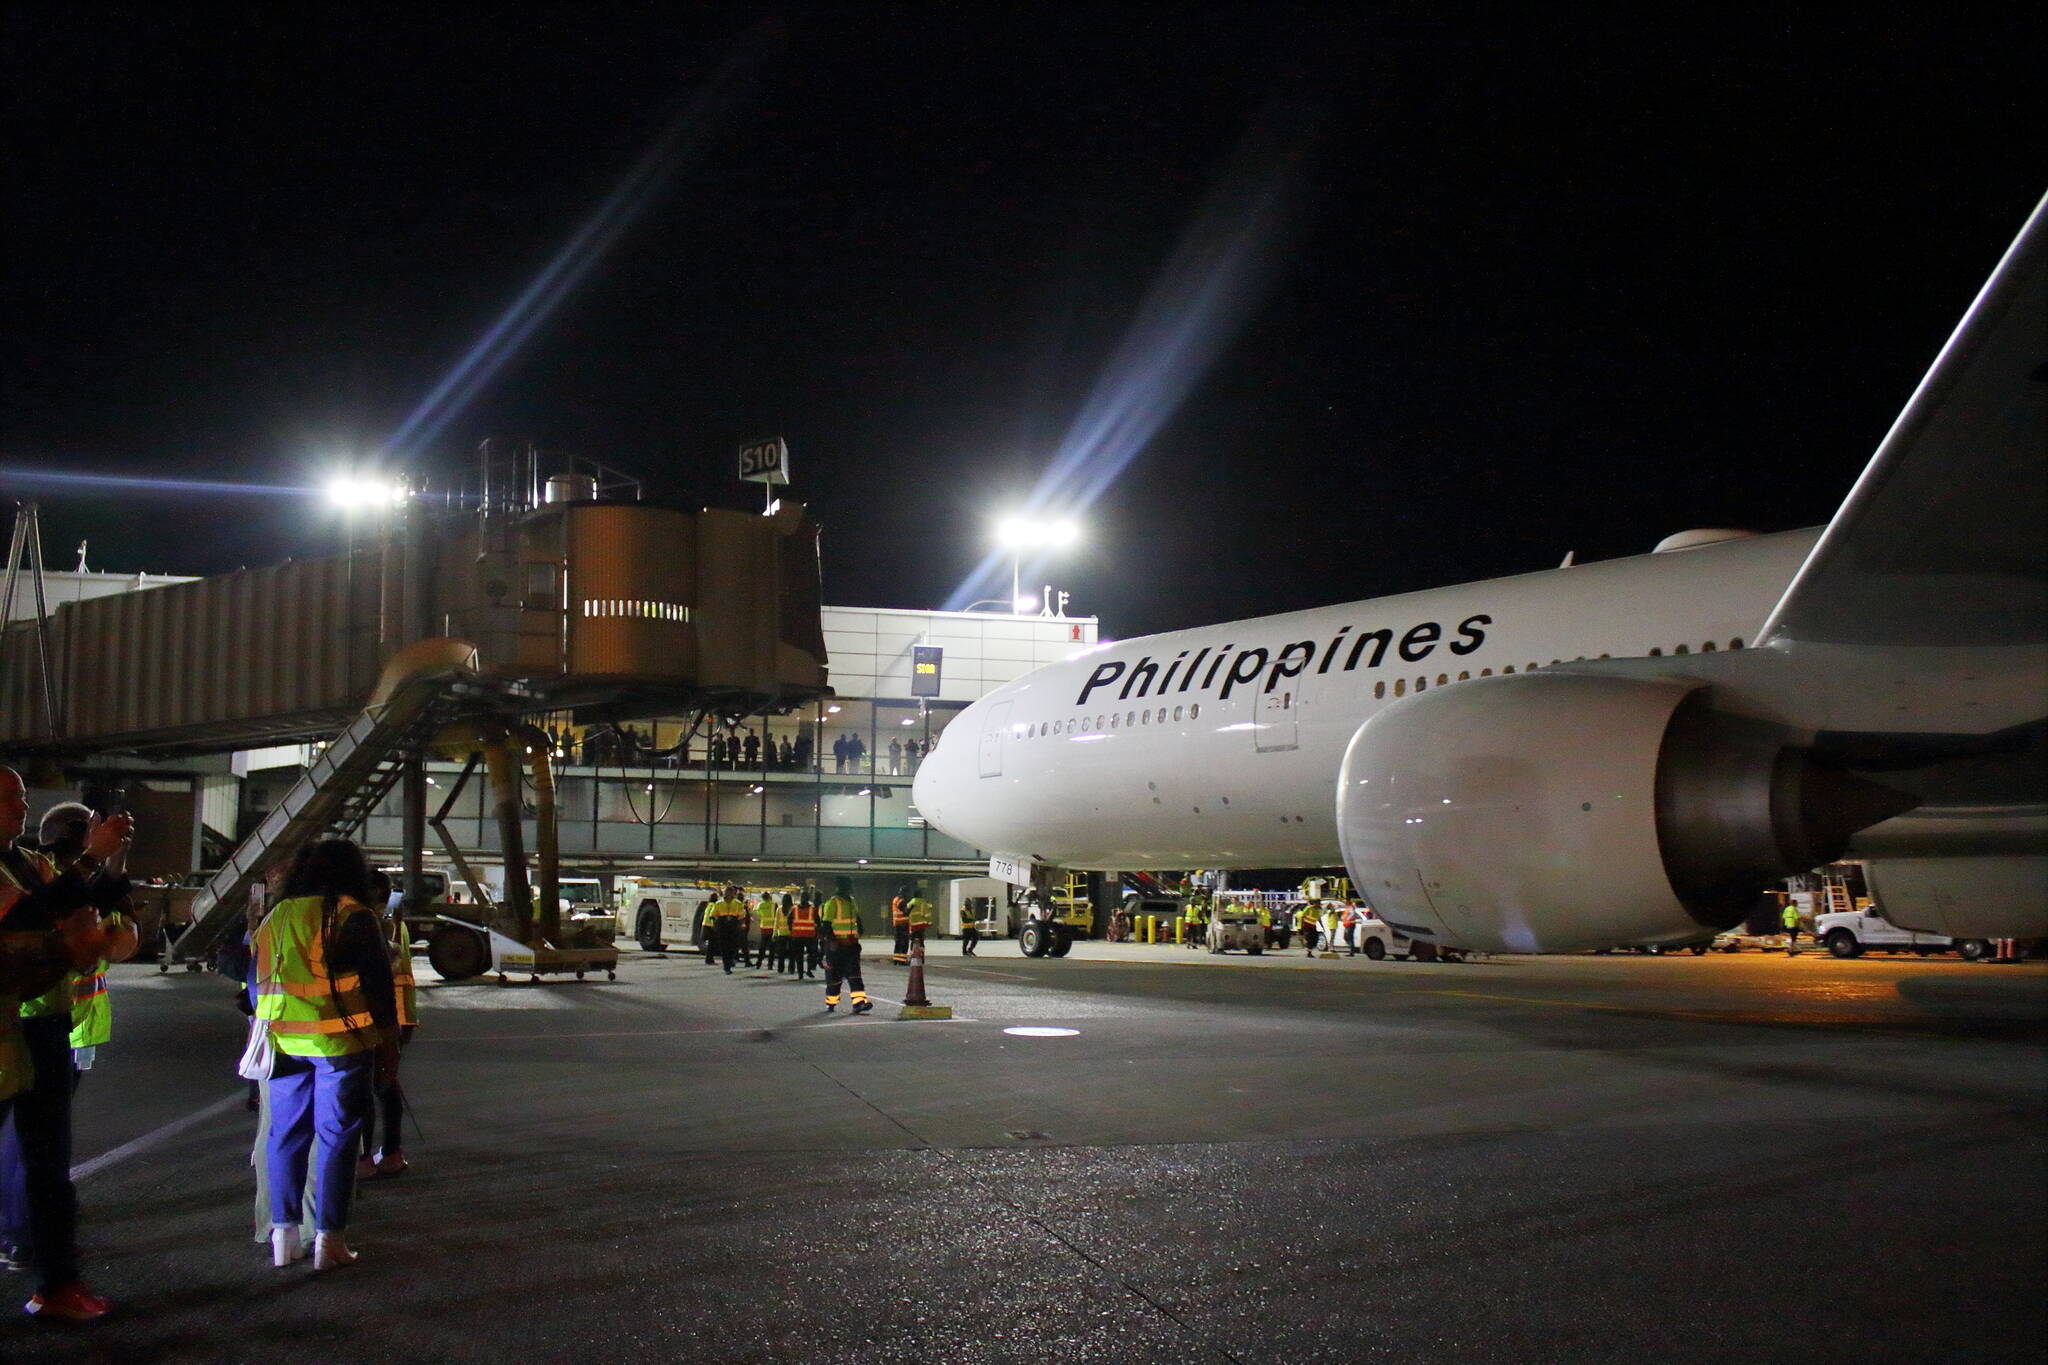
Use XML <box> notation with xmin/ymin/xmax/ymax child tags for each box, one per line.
<box><xmin>1821</xmin><ymin>869</ymin><xmax>1856</xmax><ymax>918</ymax></box>
<box><xmin>174</xmin><ymin>664</ymin><xmax>484</xmax><ymax>964</ymax></box>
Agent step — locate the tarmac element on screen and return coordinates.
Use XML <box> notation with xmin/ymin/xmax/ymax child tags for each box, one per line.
<box><xmin>12</xmin><ymin>937</ymin><xmax>2047</xmax><ymax>1363</ymax></box>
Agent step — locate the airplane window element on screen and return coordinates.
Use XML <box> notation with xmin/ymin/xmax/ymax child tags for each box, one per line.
<box><xmin>1648</xmin><ymin>647</ymin><xmax>1662</xmax><ymax>656</ymax></box>
<box><xmin>1437</xmin><ymin>674</ymin><xmax>1448</xmax><ymax>686</ymax></box>
<box><xmin>1730</xmin><ymin>637</ymin><xmax>1744</xmax><ymax>649</ymax></box>
<box><xmin>1110</xmin><ymin>714</ymin><xmax>1119</xmax><ymax>729</ymax></box>
<box><xmin>1374</xmin><ymin>681</ymin><xmax>1385</xmax><ymax>699</ymax></box>
<box><xmin>1503</xmin><ymin>666</ymin><xmax>1514</xmax><ymax>675</ymax></box>
<box><xmin>1173</xmin><ymin>706</ymin><xmax>1184</xmax><ymax>722</ymax></box>
<box><xmin>1701</xmin><ymin>641</ymin><xmax>1716</xmax><ymax>652</ymax></box>
<box><xmin>1416</xmin><ymin>677</ymin><xmax>1427</xmax><ymax>691</ymax></box>
<box><xmin>1527</xmin><ymin>662</ymin><xmax>1537</xmax><ymax>671</ymax></box>
<box><xmin>1394</xmin><ymin>678</ymin><xmax>1406</xmax><ymax>697</ymax></box>
<box><xmin>1140</xmin><ymin>711</ymin><xmax>1149</xmax><ymax>726</ymax></box>
<box><xmin>1156</xmin><ymin>708</ymin><xmax>1167</xmax><ymax>724</ymax></box>
<box><xmin>1457</xmin><ymin>671</ymin><xmax>1469</xmax><ymax>681</ymax></box>
<box><xmin>1126</xmin><ymin>712</ymin><xmax>1136</xmax><ymax>728</ymax></box>
<box><xmin>1480</xmin><ymin>668</ymin><xmax>1492</xmax><ymax>677</ymax></box>
<box><xmin>1675</xmin><ymin>644</ymin><xmax>1690</xmax><ymax>655</ymax></box>
<box><xmin>1189</xmin><ymin>703</ymin><xmax>1201</xmax><ymax>719</ymax></box>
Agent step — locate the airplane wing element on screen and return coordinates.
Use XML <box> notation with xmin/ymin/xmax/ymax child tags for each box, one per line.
<box><xmin>1756</xmin><ymin>193</ymin><xmax>2047</xmax><ymax>652</ymax></box>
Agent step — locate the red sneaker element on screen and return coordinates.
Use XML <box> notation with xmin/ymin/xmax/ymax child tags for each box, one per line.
<box><xmin>25</xmin><ymin>1280</ymin><xmax>111</xmax><ymax>1322</ymax></box>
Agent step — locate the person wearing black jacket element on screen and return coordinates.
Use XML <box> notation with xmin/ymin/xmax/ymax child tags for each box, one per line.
<box><xmin>0</xmin><ymin>767</ymin><xmax>134</xmax><ymax>1323</ymax></box>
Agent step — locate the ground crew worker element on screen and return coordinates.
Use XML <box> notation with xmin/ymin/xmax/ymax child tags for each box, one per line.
<box><xmin>905</xmin><ymin>885</ymin><xmax>934</xmax><ymax>953</ymax></box>
<box><xmin>890</xmin><ymin>887</ymin><xmax>911</xmax><ymax>964</ymax></box>
<box><xmin>821</xmin><ymin>877</ymin><xmax>871</xmax><ymax>1014</ymax></box>
<box><xmin>1340</xmin><ymin>901</ymin><xmax>1361</xmax><ymax>955</ymax></box>
<box><xmin>0</xmin><ymin>779</ymin><xmax>133</xmax><ymax>1322</ymax></box>
<box><xmin>1781</xmin><ymin>899</ymin><xmax>1801</xmax><ymax>955</ymax></box>
<box><xmin>961</xmin><ymin>900</ymin><xmax>982</xmax><ymax>956</ymax></box>
<box><xmin>709</xmin><ymin>885</ymin><xmax>748</xmax><ymax>974</ymax></box>
<box><xmin>771</xmin><ymin>893</ymin><xmax>794</xmax><ymax>974</ymax></box>
<box><xmin>788</xmin><ymin>894</ymin><xmax>818</xmax><ymax>980</ymax></box>
<box><xmin>1297</xmin><ymin>900</ymin><xmax>1322</xmax><ymax>954</ymax></box>
<box><xmin>1257</xmin><ymin>902</ymin><xmax>1273</xmax><ymax>949</ymax></box>
<box><xmin>753</xmin><ymin>890</ymin><xmax>779</xmax><ymax>969</ymax></box>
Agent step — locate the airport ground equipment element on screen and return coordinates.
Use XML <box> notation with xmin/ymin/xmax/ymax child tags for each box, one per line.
<box><xmin>1813</xmin><ymin>904</ymin><xmax>1982</xmax><ymax>960</ymax></box>
<box><xmin>1017</xmin><ymin>876</ymin><xmax>1091</xmax><ymax>957</ymax></box>
<box><xmin>1205</xmin><ymin>908</ymin><xmax>1264</xmax><ymax>954</ymax></box>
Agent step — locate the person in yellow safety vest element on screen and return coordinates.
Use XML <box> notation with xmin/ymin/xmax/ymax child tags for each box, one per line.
<box><xmin>1256</xmin><ymin>902</ymin><xmax>1273</xmax><ymax>948</ymax></box>
<box><xmin>752</xmin><ymin>891</ymin><xmax>779</xmax><ymax>970</ymax></box>
<box><xmin>356</xmin><ymin>870</ymin><xmax>416</xmax><ymax>1183</ymax></box>
<box><xmin>890</xmin><ymin>888</ymin><xmax>911</xmax><ymax>964</ymax></box>
<box><xmin>1781</xmin><ymin>899</ymin><xmax>1802</xmax><ymax>956</ymax></box>
<box><xmin>708</xmin><ymin>885</ymin><xmax>748</xmax><ymax>974</ymax></box>
<box><xmin>1340</xmin><ymin>901</ymin><xmax>1361</xmax><ymax>956</ymax></box>
<box><xmin>1297</xmin><ymin>900</ymin><xmax>1323</xmax><ymax>954</ymax></box>
<box><xmin>770</xmin><ymin>893</ymin><xmax>794</xmax><ymax>975</ymax></box>
<box><xmin>787</xmin><ymin>894</ymin><xmax>818</xmax><ymax>980</ymax></box>
<box><xmin>0</xmin><ymin>785</ymin><xmax>134</xmax><ymax>1322</ymax></box>
<box><xmin>1182</xmin><ymin>896</ymin><xmax>1207</xmax><ymax>949</ymax></box>
<box><xmin>821</xmin><ymin>877</ymin><xmax>872</xmax><ymax>1014</ymax></box>
<box><xmin>253</xmin><ymin>837</ymin><xmax>400</xmax><ymax>1272</ymax></box>
<box><xmin>904</xmin><ymin>886</ymin><xmax>934</xmax><ymax>956</ymax></box>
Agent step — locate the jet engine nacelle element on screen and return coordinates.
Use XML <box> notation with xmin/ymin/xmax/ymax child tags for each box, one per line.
<box><xmin>1336</xmin><ymin>672</ymin><xmax>1911</xmax><ymax>953</ymax></box>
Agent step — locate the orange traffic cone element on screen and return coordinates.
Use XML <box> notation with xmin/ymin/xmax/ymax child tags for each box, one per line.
<box><xmin>897</xmin><ymin>938</ymin><xmax>952</xmax><ymax>1020</ymax></box>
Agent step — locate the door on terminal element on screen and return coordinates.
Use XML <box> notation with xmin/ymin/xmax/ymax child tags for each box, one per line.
<box><xmin>1254</xmin><ymin>687</ymin><xmax>1299</xmax><ymax>753</ymax></box>
<box><xmin>978</xmin><ymin>701</ymin><xmax>1011</xmax><ymax>778</ymax></box>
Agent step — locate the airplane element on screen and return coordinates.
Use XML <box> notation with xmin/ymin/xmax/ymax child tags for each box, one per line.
<box><xmin>912</xmin><ymin>194</ymin><xmax>2047</xmax><ymax>954</ymax></box>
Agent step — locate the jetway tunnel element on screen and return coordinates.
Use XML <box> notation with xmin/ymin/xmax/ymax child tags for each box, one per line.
<box><xmin>0</xmin><ymin>495</ymin><xmax>829</xmax><ymax>756</ymax></box>
<box><xmin>1</xmin><ymin>476</ymin><xmax>833</xmax><ymax>972</ymax></box>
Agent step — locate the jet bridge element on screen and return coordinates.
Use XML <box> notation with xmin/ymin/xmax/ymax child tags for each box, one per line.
<box><xmin>1</xmin><ymin>445</ymin><xmax>833</xmax><ymax>973</ymax></box>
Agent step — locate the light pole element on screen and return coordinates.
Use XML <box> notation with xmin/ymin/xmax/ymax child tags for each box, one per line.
<box><xmin>996</xmin><ymin>515</ymin><xmax>1078</xmax><ymax>613</ymax></box>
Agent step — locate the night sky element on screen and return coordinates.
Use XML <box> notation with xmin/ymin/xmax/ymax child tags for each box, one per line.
<box><xmin>5</xmin><ymin>6</ymin><xmax>2044</xmax><ymax>638</ymax></box>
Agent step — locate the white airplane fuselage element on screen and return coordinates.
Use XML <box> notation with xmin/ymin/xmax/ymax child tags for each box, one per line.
<box><xmin>913</xmin><ymin>528</ymin><xmax>1820</xmax><ymax>869</ymax></box>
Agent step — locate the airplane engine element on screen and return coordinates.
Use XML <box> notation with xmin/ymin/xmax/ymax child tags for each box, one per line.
<box><xmin>1335</xmin><ymin>673</ymin><xmax>1915</xmax><ymax>953</ymax></box>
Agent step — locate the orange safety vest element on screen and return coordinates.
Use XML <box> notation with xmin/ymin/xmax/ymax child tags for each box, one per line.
<box><xmin>890</xmin><ymin>897</ymin><xmax>907</xmax><ymax>927</ymax></box>
<box><xmin>1341</xmin><ymin>905</ymin><xmax>1359</xmax><ymax>928</ymax></box>
<box><xmin>789</xmin><ymin>904</ymin><xmax>817</xmax><ymax>938</ymax></box>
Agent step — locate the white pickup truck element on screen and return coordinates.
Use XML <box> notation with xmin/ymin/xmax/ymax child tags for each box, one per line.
<box><xmin>1812</xmin><ymin>906</ymin><xmax>1991</xmax><ymax>961</ymax></box>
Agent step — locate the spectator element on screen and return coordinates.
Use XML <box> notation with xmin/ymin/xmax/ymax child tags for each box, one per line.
<box><xmin>252</xmin><ymin>838</ymin><xmax>399</xmax><ymax>1270</ymax></box>
<box><xmin>888</xmin><ymin>739</ymin><xmax>903</xmax><ymax>775</ymax></box>
<box><xmin>832</xmin><ymin>734</ymin><xmax>848</xmax><ymax>773</ymax></box>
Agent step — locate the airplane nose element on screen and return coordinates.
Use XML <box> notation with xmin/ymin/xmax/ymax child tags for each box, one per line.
<box><xmin>911</xmin><ymin>735</ymin><xmax>942</xmax><ymax>823</ymax></box>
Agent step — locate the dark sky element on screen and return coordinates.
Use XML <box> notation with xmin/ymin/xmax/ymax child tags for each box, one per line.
<box><xmin>5</xmin><ymin>6</ymin><xmax>2044</xmax><ymax>637</ymax></box>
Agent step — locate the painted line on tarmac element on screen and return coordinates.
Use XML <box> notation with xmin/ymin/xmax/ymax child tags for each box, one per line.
<box><xmin>72</xmin><ymin>1091</ymin><xmax>245</xmax><ymax>1183</ymax></box>
<box><xmin>939</xmin><ymin>965</ymin><xmax>1034</xmax><ymax>982</ymax></box>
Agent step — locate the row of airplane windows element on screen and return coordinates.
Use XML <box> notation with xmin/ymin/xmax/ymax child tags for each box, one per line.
<box><xmin>581</xmin><ymin>599</ymin><xmax>692</xmax><ymax>621</ymax></box>
<box><xmin>1369</xmin><ymin>637</ymin><xmax>1746</xmax><ymax>699</ymax></box>
<box><xmin>1014</xmin><ymin>702</ymin><xmax>1204</xmax><ymax>740</ymax></box>
<box><xmin>1011</xmin><ymin>639</ymin><xmax>1747</xmax><ymax>741</ymax></box>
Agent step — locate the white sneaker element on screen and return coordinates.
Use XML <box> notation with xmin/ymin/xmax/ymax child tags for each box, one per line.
<box><xmin>271</xmin><ymin>1226</ymin><xmax>305</xmax><ymax>1267</ymax></box>
<box><xmin>313</xmin><ymin>1232</ymin><xmax>359</xmax><ymax>1270</ymax></box>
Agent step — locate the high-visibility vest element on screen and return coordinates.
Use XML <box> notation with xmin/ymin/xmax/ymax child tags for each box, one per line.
<box><xmin>70</xmin><ymin>957</ymin><xmax>113</xmax><ymax>1048</ymax></box>
<box><xmin>756</xmin><ymin>898</ymin><xmax>779</xmax><ymax>931</ymax></box>
<box><xmin>824</xmin><ymin>896</ymin><xmax>860</xmax><ymax>940</ymax></box>
<box><xmin>772</xmin><ymin>904</ymin><xmax>791</xmax><ymax>935</ymax></box>
<box><xmin>709</xmin><ymin>897</ymin><xmax>746</xmax><ymax>920</ymax></box>
<box><xmin>254</xmin><ymin>894</ymin><xmax>378</xmax><ymax>1058</ymax></box>
<box><xmin>789</xmin><ymin>904</ymin><xmax>817</xmax><ymax>938</ymax></box>
<box><xmin>388</xmin><ymin>917</ymin><xmax>417</xmax><ymax>1029</ymax></box>
<box><xmin>0</xmin><ymin>849</ymin><xmax>62</xmax><ymax>1101</ymax></box>
<box><xmin>1341</xmin><ymin>905</ymin><xmax>1359</xmax><ymax>928</ymax></box>
<box><xmin>890</xmin><ymin>897</ymin><xmax>908</xmax><ymax>927</ymax></box>
<box><xmin>906</xmin><ymin>897</ymin><xmax>934</xmax><ymax>931</ymax></box>
<box><xmin>11</xmin><ymin>850</ymin><xmax>79</xmax><ymax>1022</ymax></box>
<box><xmin>1298</xmin><ymin>905</ymin><xmax>1319</xmax><ymax>931</ymax></box>
<box><xmin>1782</xmin><ymin>904</ymin><xmax>1799</xmax><ymax>929</ymax></box>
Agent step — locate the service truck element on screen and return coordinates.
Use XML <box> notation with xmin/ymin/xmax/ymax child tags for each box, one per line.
<box><xmin>617</xmin><ymin>880</ymin><xmax>721</xmax><ymax>951</ymax></box>
<box><xmin>1812</xmin><ymin>905</ymin><xmax>1990</xmax><ymax>960</ymax></box>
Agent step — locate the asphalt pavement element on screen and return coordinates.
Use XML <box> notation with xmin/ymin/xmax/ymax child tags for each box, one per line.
<box><xmin>11</xmin><ymin>938</ymin><xmax>2047</xmax><ymax>1364</ymax></box>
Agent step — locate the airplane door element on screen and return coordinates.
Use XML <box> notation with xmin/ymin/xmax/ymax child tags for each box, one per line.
<box><xmin>978</xmin><ymin>701</ymin><xmax>1012</xmax><ymax>777</ymax></box>
<box><xmin>1255</xmin><ymin>687</ymin><xmax>1299</xmax><ymax>753</ymax></box>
